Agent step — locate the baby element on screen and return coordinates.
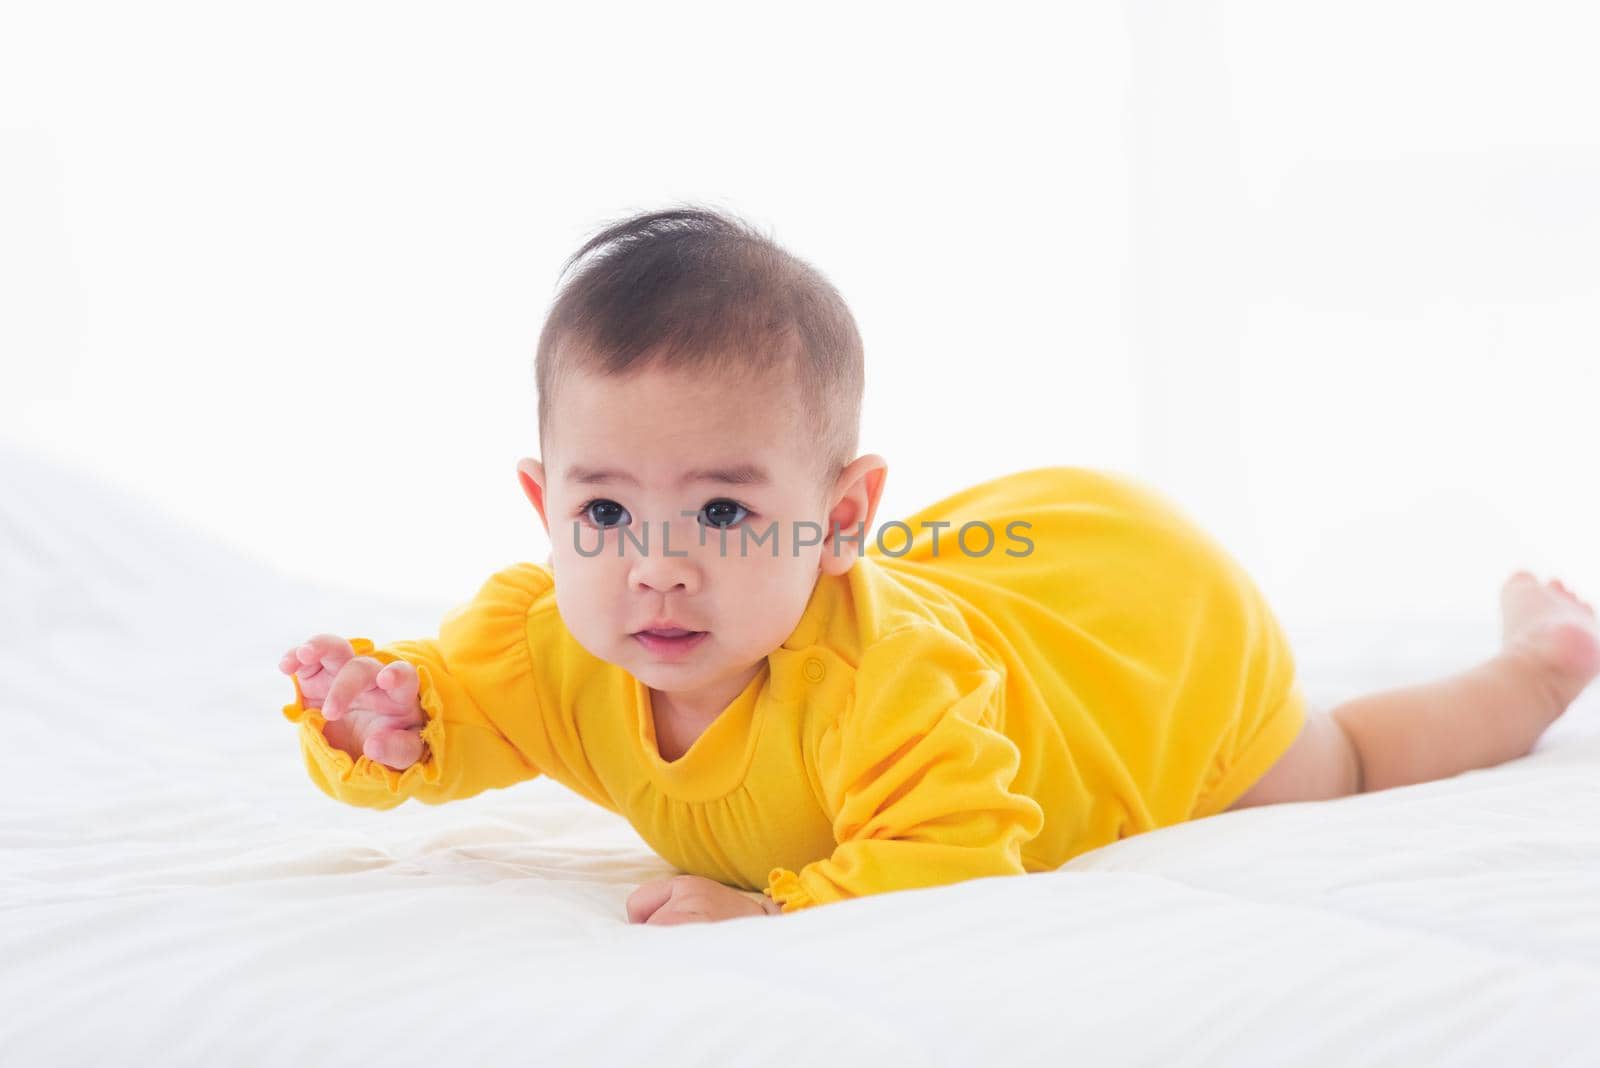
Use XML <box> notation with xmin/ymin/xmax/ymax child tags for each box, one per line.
<box><xmin>278</xmin><ymin>205</ymin><xmax>1600</xmax><ymax>924</ymax></box>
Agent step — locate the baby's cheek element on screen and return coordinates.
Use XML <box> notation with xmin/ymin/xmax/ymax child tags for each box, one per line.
<box><xmin>733</xmin><ymin>568</ymin><xmax>817</xmax><ymax>651</ymax></box>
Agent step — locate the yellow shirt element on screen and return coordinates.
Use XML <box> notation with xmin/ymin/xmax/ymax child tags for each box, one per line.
<box><xmin>282</xmin><ymin>465</ymin><xmax>1307</xmax><ymax>914</ymax></box>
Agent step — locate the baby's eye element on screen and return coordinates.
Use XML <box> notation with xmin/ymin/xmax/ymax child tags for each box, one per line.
<box><xmin>580</xmin><ymin>499</ymin><xmax>631</xmax><ymax>528</ymax></box>
<box><xmin>699</xmin><ymin>499</ymin><xmax>750</xmax><ymax>530</ymax></box>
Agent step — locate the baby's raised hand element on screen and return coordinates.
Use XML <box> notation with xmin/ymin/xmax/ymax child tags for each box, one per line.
<box><xmin>277</xmin><ymin>634</ymin><xmax>428</xmax><ymax>770</ymax></box>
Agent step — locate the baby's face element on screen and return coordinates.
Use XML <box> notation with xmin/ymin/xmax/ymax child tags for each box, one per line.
<box><xmin>519</xmin><ymin>362</ymin><xmax>865</xmax><ymax>714</ymax></box>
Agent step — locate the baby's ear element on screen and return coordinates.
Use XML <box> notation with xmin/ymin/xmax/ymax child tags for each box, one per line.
<box><xmin>856</xmin><ymin>457</ymin><xmax>888</xmax><ymax>532</ymax></box>
<box><xmin>516</xmin><ymin>458</ymin><xmax>550</xmax><ymax>530</ymax></box>
<box><xmin>819</xmin><ymin>453</ymin><xmax>889</xmax><ymax>575</ymax></box>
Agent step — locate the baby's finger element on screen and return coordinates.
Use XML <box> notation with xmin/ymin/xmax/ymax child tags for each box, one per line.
<box><xmin>281</xmin><ymin>658</ymin><xmax>318</xmax><ymax>683</ymax></box>
<box><xmin>292</xmin><ymin>652</ymin><xmax>328</xmax><ymax>684</ymax></box>
<box><xmin>304</xmin><ymin>639</ymin><xmax>357</xmax><ymax>682</ymax></box>
<box><xmin>321</xmin><ymin>656</ymin><xmax>381</xmax><ymax>721</ymax></box>
<box><xmin>296</xmin><ymin>634</ymin><xmax>354</xmax><ymax>665</ymax></box>
<box><xmin>645</xmin><ymin>906</ymin><xmax>702</xmax><ymax>927</ymax></box>
<box><xmin>626</xmin><ymin>879</ymin><xmax>677</xmax><ymax>925</ymax></box>
<box><xmin>376</xmin><ymin>660</ymin><xmax>420</xmax><ymax>706</ymax></box>
<box><xmin>305</xmin><ymin>633</ymin><xmax>353</xmax><ymax>652</ymax></box>
<box><xmin>364</xmin><ymin>727</ymin><xmax>424</xmax><ymax>770</ymax></box>
<box><xmin>283</xmin><ymin>649</ymin><xmax>327</xmax><ymax>685</ymax></box>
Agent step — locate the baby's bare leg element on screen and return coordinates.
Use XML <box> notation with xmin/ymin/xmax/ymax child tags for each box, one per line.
<box><xmin>1330</xmin><ymin>654</ymin><xmax>1562</xmax><ymax>793</ymax></box>
<box><xmin>1333</xmin><ymin>572</ymin><xmax>1599</xmax><ymax>794</ymax></box>
<box><xmin>1229</xmin><ymin>573</ymin><xmax>1599</xmax><ymax>809</ymax></box>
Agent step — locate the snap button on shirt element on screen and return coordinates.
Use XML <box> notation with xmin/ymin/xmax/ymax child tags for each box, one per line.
<box><xmin>803</xmin><ymin>657</ymin><xmax>826</xmax><ymax>683</ymax></box>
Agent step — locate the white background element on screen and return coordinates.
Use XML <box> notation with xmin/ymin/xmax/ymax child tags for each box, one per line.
<box><xmin>4</xmin><ymin>1</ymin><xmax>1596</xmax><ymax>641</ymax></box>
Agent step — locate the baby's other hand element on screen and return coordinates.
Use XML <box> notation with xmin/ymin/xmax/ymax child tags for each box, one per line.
<box><xmin>278</xmin><ymin>634</ymin><xmax>428</xmax><ymax>770</ymax></box>
<box><xmin>626</xmin><ymin>875</ymin><xmax>779</xmax><ymax>925</ymax></box>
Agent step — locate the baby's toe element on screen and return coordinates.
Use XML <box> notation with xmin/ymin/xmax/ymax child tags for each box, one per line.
<box><xmin>1550</xmin><ymin>579</ymin><xmax>1594</xmax><ymax>612</ymax></box>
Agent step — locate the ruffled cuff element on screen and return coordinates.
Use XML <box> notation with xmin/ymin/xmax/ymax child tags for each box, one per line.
<box><xmin>762</xmin><ymin>867</ymin><xmax>817</xmax><ymax>914</ymax></box>
<box><xmin>280</xmin><ymin>638</ymin><xmax>449</xmax><ymax>802</ymax></box>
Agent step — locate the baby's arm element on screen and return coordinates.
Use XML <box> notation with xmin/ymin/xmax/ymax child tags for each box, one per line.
<box><xmin>764</xmin><ymin>625</ymin><xmax>1045</xmax><ymax>913</ymax></box>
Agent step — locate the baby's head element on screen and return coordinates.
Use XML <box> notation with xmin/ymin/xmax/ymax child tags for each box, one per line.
<box><xmin>516</xmin><ymin>206</ymin><xmax>887</xmax><ymax>717</ymax></box>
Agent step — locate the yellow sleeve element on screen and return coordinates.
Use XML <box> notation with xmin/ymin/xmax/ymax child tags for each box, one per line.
<box><xmin>280</xmin><ymin>564</ymin><xmax>552</xmax><ymax>810</ymax></box>
<box><xmin>762</xmin><ymin>624</ymin><xmax>1046</xmax><ymax>914</ymax></box>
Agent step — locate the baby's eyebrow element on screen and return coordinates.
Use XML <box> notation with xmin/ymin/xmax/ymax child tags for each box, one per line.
<box><xmin>564</xmin><ymin>463</ymin><xmax>772</xmax><ymax>488</ymax></box>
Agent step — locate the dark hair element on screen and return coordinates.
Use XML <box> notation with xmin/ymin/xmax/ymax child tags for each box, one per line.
<box><xmin>534</xmin><ymin>203</ymin><xmax>865</xmax><ymax>496</ymax></box>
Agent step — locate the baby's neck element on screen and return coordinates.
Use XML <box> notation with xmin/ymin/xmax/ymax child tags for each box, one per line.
<box><xmin>649</xmin><ymin>659</ymin><xmax>767</xmax><ymax>726</ymax></box>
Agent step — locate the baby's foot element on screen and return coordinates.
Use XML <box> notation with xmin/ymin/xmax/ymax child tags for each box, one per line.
<box><xmin>1500</xmin><ymin>570</ymin><xmax>1600</xmax><ymax>717</ymax></box>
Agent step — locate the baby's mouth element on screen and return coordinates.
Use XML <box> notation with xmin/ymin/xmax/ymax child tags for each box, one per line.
<box><xmin>632</xmin><ymin>629</ymin><xmax>709</xmax><ymax>656</ymax></box>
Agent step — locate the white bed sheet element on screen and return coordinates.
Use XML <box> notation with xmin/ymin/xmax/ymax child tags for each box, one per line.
<box><xmin>4</xmin><ymin>441</ymin><xmax>1599</xmax><ymax>1067</ymax></box>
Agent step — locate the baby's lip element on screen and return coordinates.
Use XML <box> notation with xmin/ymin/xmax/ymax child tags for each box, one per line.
<box><xmin>632</xmin><ymin>622</ymin><xmax>706</xmax><ymax>636</ymax></box>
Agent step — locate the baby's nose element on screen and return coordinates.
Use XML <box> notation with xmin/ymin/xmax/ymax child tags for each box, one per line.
<box><xmin>627</xmin><ymin>526</ymin><xmax>705</xmax><ymax>592</ymax></box>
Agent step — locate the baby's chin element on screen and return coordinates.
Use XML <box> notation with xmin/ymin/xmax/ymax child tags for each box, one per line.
<box><xmin>622</xmin><ymin>637</ymin><xmax>772</xmax><ymax>690</ymax></box>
